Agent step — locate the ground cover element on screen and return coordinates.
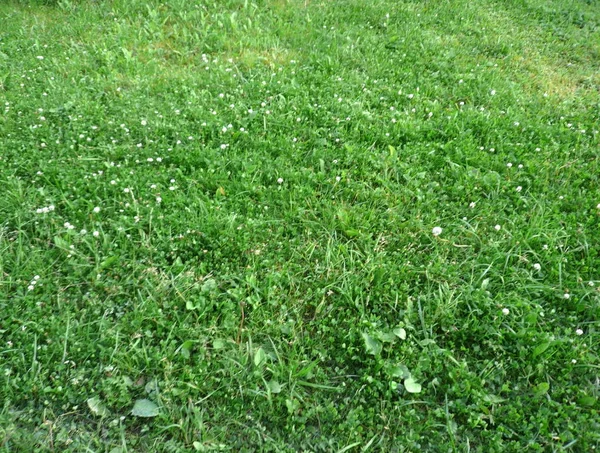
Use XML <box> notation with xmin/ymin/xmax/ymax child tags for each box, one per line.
<box><xmin>1</xmin><ymin>0</ymin><xmax>599</xmax><ymax>451</ymax></box>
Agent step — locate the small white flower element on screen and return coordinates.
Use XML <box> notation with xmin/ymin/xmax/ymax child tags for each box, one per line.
<box><xmin>156</xmin><ymin>157</ymin><xmax>162</xmax><ymax>162</ymax></box>
<box><xmin>28</xmin><ymin>285</ymin><xmax>35</xmax><ymax>291</ymax></box>
<box><xmin>575</xmin><ymin>329</ymin><xmax>583</xmax><ymax>336</ymax></box>
<box><xmin>277</xmin><ymin>178</ymin><xmax>284</xmax><ymax>184</ymax></box>
<box><xmin>588</xmin><ymin>281</ymin><xmax>595</xmax><ymax>287</ymax></box>
<box><xmin>93</xmin><ymin>231</ymin><xmax>100</xmax><ymax>237</ymax></box>
<box><xmin>93</xmin><ymin>207</ymin><xmax>100</xmax><ymax>213</ymax></box>
<box><xmin>516</xmin><ymin>186</ymin><xmax>522</xmax><ymax>192</ymax></box>
<box><xmin>147</xmin><ymin>158</ymin><xmax>153</xmax><ymax>162</ymax></box>
<box><xmin>169</xmin><ymin>186</ymin><xmax>175</xmax><ymax>191</ymax></box>
<box><xmin>48</xmin><ymin>205</ymin><xmax>55</xmax><ymax>211</ymax></box>
<box><xmin>490</xmin><ymin>89</ymin><xmax>496</xmax><ymax>96</ymax></box>
<box><xmin>506</xmin><ymin>162</ymin><xmax>512</xmax><ymax>168</ymax></box>
<box><xmin>33</xmin><ymin>275</ymin><xmax>40</xmax><ymax>281</ymax></box>
<box><xmin>110</xmin><ymin>180</ymin><xmax>116</xmax><ymax>185</ymax></box>
<box><xmin>571</xmin><ymin>359</ymin><xmax>577</xmax><ymax>364</ymax></box>
<box><xmin>432</xmin><ymin>226</ymin><xmax>443</xmax><ymax>236</ymax></box>
<box><xmin>596</xmin><ymin>203</ymin><xmax>600</xmax><ymax>209</ymax></box>
<box><xmin>563</xmin><ymin>293</ymin><xmax>570</xmax><ymax>299</ymax></box>
<box><xmin>469</xmin><ymin>202</ymin><xmax>476</xmax><ymax>208</ymax></box>
<box><xmin>533</xmin><ymin>263</ymin><xmax>541</xmax><ymax>271</ymax></box>
<box><xmin>494</xmin><ymin>225</ymin><xmax>501</xmax><ymax>231</ymax></box>
<box><xmin>502</xmin><ymin>307</ymin><xmax>510</xmax><ymax>316</ymax></box>
<box><xmin>36</xmin><ymin>56</ymin><xmax>44</xmax><ymax>60</ymax></box>
<box><xmin>156</xmin><ymin>196</ymin><xmax>162</xmax><ymax>203</ymax></box>
<box><xmin>335</xmin><ymin>176</ymin><xmax>341</xmax><ymax>182</ymax></box>
<box><xmin>80</xmin><ymin>229</ymin><xmax>87</xmax><ymax>235</ymax></box>
<box><xmin>141</xmin><ymin>120</ymin><xmax>147</xmax><ymax>126</ymax></box>
<box><xmin>123</xmin><ymin>188</ymin><xmax>130</xmax><ymax>193</ymax></box>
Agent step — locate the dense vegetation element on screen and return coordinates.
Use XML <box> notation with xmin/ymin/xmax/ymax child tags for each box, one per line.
<box><xmin>1</xmin><ymin>0</ymin><xmax>599</xmax><ymax>451</ymax></box>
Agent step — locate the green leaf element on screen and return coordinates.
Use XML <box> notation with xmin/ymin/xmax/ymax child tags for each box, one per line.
<box><xmin>393</xmin><ymin>327</ymin><xmax>407</xmax><ymax>340</ymax></box>
<box><xmin>532</xmin><ymin>341</ymin><xmax>552</xmax><ymax>358</ymax></box>
<box><xmin>404</xmin><ymin>377</ymin><xmax>422</xmax><ymax>394</ymax></box>
<box><xmin>377</xmin><ymin>331</ymin><xmax>397</xmax><ymax>343</ymax></box>
<box><xmin>389</xmin><ymin>364</ymin><xmax>411</xmax><ymax>379</ymax></box>
<box><xmin>87</xmin><ymin>396</ymin><xmax>109</xmax><ymax>417</ymax></box>
<box><xmin>201</xmin><ymin>278</ymin><xmax>217</xmax><ymax>293</ymax></box>
<box><xmin>193</xmin><ymin>441</ymin><xmax>202</xmax><ymax>451</ymax></box>
<box><xmin>533</xmin><ymin>382</ymin><xmax>550</xmax><ymax>397</ymax></box>
<box><xmin>180</xmin><ymin>340</ymin><xmax>193</xmax><ymax>359</ymax></box>
<box><xmin>481</xmin><ymin>278</ymin><xmax>490</xmax><ymax>290</ymax></box>
<box><xmin>362</xmin><ymin>332</ymin><xmax>382</xmax><ymax>356</ymax></box>
<box><xmin>131</xmin><ymin>399</ymin><xmax>159</xmax><ymax>417</ymax></box>
<box><xmin>100</xmin><ymin>255</ymin><xmax>119</xmax><ymax>269</ymax></box>
<box><xmin>267</xmin><ymin>380</ymin><xmax>282</xmax><ymax>394</ymax></box>
<box><xmin>254</xmin><ymin>347</ymin><xmax>267</xmax><ymax>366</ymax></box>
<box><xmin>482</xmin><ymin>394</ymin><xmax>506</xmax><ymax>404</ymax></box>
<box><xmin>576</xmin><ymin>396</ymin><xmax>597</xmax><ymax>407</ymax></box>
<box><xmin>54</xmin><ymin>236</ymin><xmax>70</xmax><ymax>251</ymax></box>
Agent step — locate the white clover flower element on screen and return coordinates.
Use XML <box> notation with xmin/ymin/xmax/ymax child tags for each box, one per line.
<box><xmin>490</xmin><ymin>89</ymin><xmax>496</xmax><ymax>95</ymax></box>
<box><xmin>563</xmin><ymin>293</ymin><xmax>570</xmax><ymax>299</ymax></box>
<box><xmin>33</xmin><ymin>275</ymin><xmax>40</xmax><ymax>281</ymax></box>
<box><xmin>432</xmin><ymin>226</ymin><xmax>443</xmax><ymax>236</ymax></box>
<box><xmin>28</xmin><ymin>285</ymin><xmax>35</xmax><ymax>291</ymax></box>
<box><xmin>335</xmin><ymin>176</ymin><xmax>341</xmax><ymax>182</ymax></box>
<box><xmin>502</xmin><ymin>308</ymin><xmax>510</xmax><ymax>316</ymax></box>
<box><xmin>494</xmin><ymin>224</ymin><xmax>501</xmax><ymax>231</ymax></box>
<box><xmin>469</xmin><ymin>202</ymin><xmax>476</xmax><ymax>208</ymax></box>
<box><xmin>506</xmin><ymin>162</ymin><xmax>512</xmax><ymax>168</ymax></box>
<box><xmin>516</xmin><ymin>186</ymin><xmax>522</xmax><ymax>192</ymax></box>
<box><xmin>93</xmin><ymin>231</ymin><xmax>100</xmax><ymax>237</ymax></box>
<box><xmin>156</xmin><ymin>196</ymin><xmax>162</xmax><ymax>203</ymax></box>
<box><xmin>123</xmin><ymin>188</ymin><xmax>130</xmax><ymax>193</ymax></box>
<box><xmin>575</xmin><ymin>329</ymin><xmax>583</xmax><ymax>336</ymax></box>
<box><xmin>533</xmin><ymin>263</ymin><xmax>541</xmax><ymax>271</ymax></box>
<box><xmin>141</xmin><ymin>120</ymin><xmax>147</xmax><ymax>126</ymax></box>
<box><xmin>277</xmin><ymin>178</ymin><xmax>284</xmax><ymax>184</ymax></box>
<box><xmin>93</xmin><ymin>207</ymin><xmax>100</xmax><ymax>213</ymax></box>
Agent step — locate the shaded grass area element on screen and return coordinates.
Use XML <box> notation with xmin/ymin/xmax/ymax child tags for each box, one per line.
<box><xmin>1</xmin><ymin>0</ymin><xmax>599</xmax><ymax>451</ymax></box>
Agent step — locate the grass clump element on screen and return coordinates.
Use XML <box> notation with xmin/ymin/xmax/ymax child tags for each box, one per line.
<box><xmin>1</xmin><ymin>0</ymin><xmax>599</xmax><ymax>451</ymax></box>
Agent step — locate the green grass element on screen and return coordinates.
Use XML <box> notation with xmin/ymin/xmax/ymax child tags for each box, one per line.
<box><xmin>1</xmin><ymin>0</ymin><xmax>599</xmax><ymax>451</ymax></box>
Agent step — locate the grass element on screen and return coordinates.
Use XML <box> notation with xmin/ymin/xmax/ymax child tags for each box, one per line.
<box><xmin>1</xmin><ymin>0</ymin><xmax>599</xmax><ymax>451</ymax></box>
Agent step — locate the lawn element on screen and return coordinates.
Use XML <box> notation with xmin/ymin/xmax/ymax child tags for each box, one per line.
<box><xmin>1</xmin><ymin>0</ymin><xmax>599</xmax><ymax>451</ymax></box>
